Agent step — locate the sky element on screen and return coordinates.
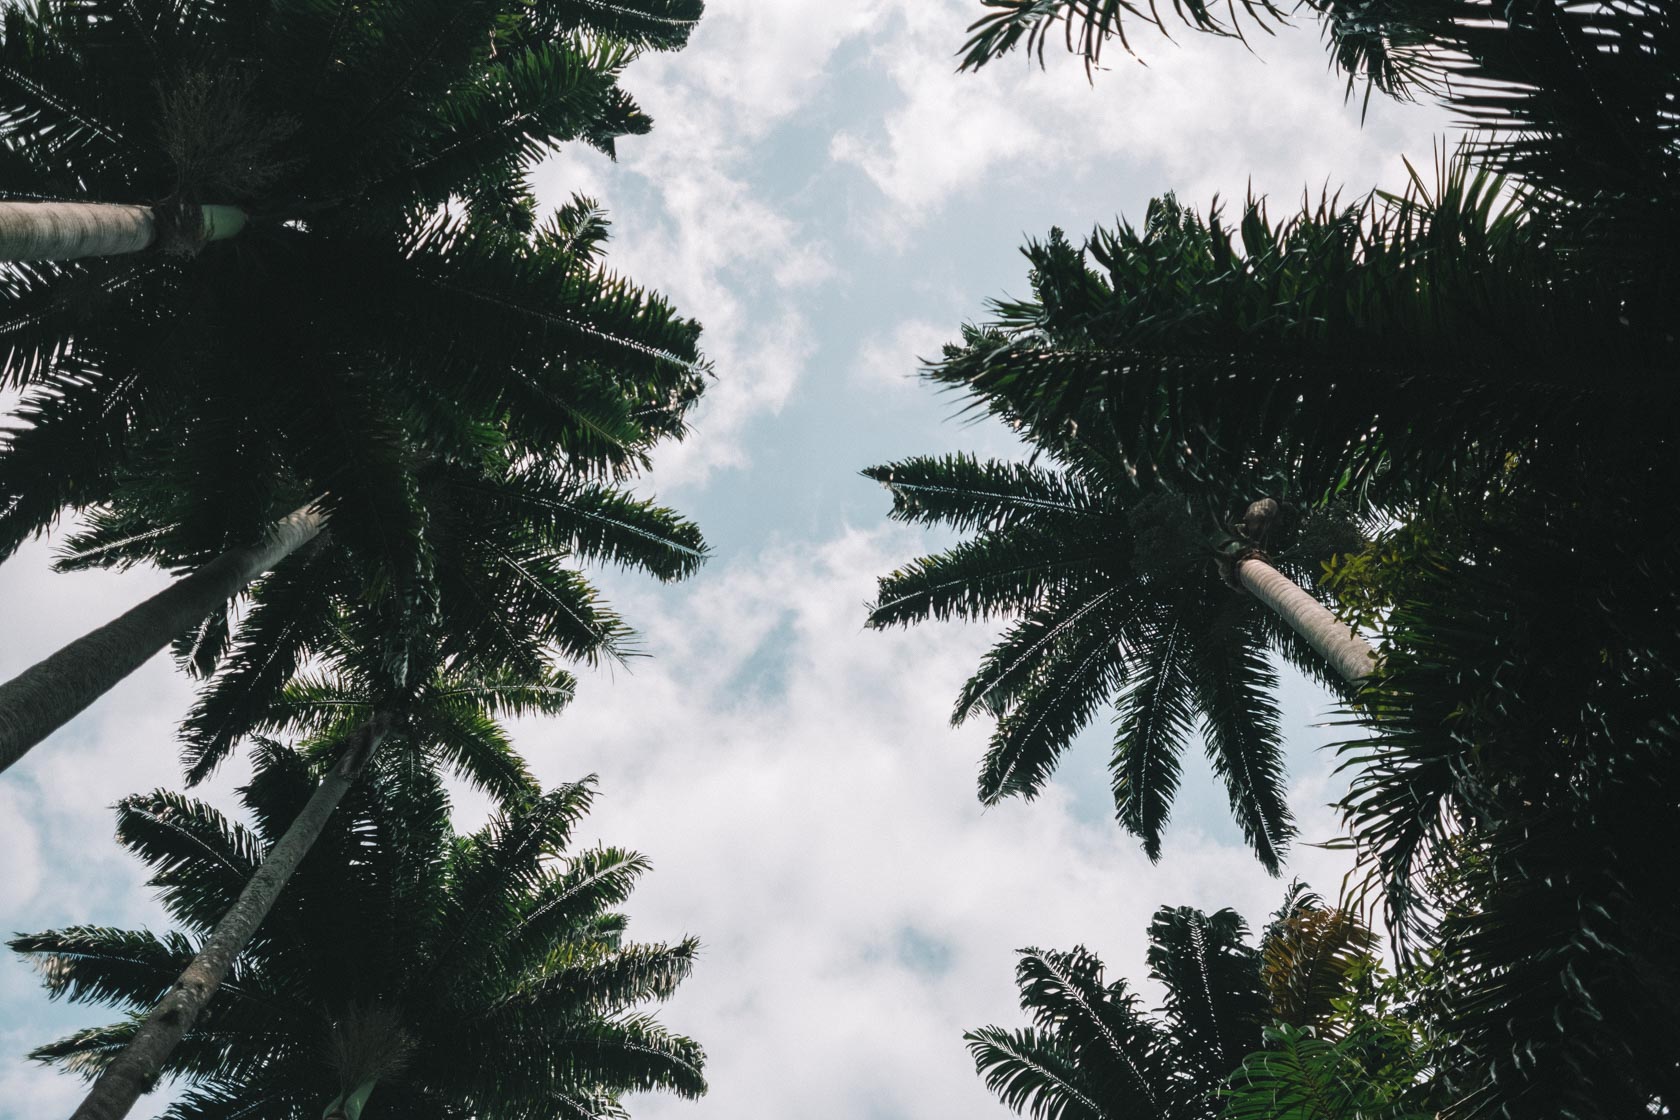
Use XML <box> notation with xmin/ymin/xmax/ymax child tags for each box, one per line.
<box><xmin>0</xmin><ymin>4</ymin><xmax>1454</xmax><ymax>1117</ymax></box>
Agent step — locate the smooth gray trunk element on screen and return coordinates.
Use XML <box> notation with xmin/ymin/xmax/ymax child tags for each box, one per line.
<box><xmin>0</xmin><ymin>505</ymin><xmax>324</xmax><ymax>776</ymax></box>
<box><xmin>0</xmin><ymin>202</ymin><xmax>246</xmax><ymax>260</ymax></box>
<box><xmin>1236</xmin><ymin>556</ymin><xmax>1377</xmax><ymax>683</ymax></box>
<box><xmin>69</xmin><ymin>715</ymin><xmax>392</xmax><ymax>1120</ymax></box>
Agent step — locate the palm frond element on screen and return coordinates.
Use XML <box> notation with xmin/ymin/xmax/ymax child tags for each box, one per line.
<box><xmin>1188</xmin><ymin>613</ymin><xmax>1292</xmax><ymax>873</ymax></box>
<box><xmin>1145</xmin><ymin>906</ymin><xmax>1265</xmax><ymax>1086</ymax></box>
<box><xmin>966</xmin><ymin>1025</ymin><xmax>1113</xmax><ymax>1120</ymax></box>
<box><xmin>1108</xmin><ymin>616</ymin><xmax>1195</xmax><ymax>858</ymax></box>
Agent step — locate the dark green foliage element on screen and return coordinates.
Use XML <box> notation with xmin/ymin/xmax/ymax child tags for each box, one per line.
<box><xmin>967</xmin><ymin>904</ymin><xmax>1267</xmax><ymax>1120</ymax></box>
<box><xmin>1260</xmin><ymin>883</ymin><xmax>1379</xmax><ymax>1033</ymax></box>
<box><xmin>0</xmin><ymin>0</ymin><xmax>710</xmax><ymax>585</ymax></box>
<box><xmin>50</xmin><ymin>442</ymin><xmax>704</xmax><ymax>784</ymax></box>
<box><xmin>972</xmin><ymin>891</ymin><xmax>1441</xmax><ymax>1120</ymax></box>
<box><xmin>1222</xmin><ymin>1021</ymin><xmax>1432</xmax><ymax>1120</ymax></box>
<box><xmin>1337</xmin><ymin>485</ymin><xmax>1680</xmax><ymax>1118</ymax></box>
<box><xmin>865</xmin><ymin>446</ymin><xmax>1361</xmax><ymax>870</ymax></box>
<box><xmin>960</xmin><ymin>0</ymin><xmax>1285</xmax><ymax>75</ymax></box>
<box><xmin>922</xmin><ymin>161</ymin><xmax>1672</xmax><ymax>510</ymax></box>
<box><xmin>13</xmin><ymin>749</ymin><xmax>705</xmax><ymax>1119</ymax></box>
<box><xmin>951</xmin><ymin>2</ymin><xmax>1680</xmax><ymax>1116</ymax></box>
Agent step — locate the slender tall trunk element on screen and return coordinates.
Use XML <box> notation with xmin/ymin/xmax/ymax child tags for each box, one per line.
<box><xmin>0</xmin><ymin>202</ymin><xmax>246</xmax><ymax>260</ymax></box>
<box><xmin>70</xmin><ymin>714</ymin><xmax>393</xmax><ymax>1120</ymax></box>
<box><xmin>0</xmin><ymin>505</ymin><xmax>325</xmax><ymax>775</ymax></box>
<box><xmin>1236</xmin><ymin>555</ymin><xmax>1377</xmax><ymax>683</ymax></box>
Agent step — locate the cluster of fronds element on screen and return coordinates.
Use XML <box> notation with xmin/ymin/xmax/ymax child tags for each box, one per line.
<box><xmin>13</xmin><ymin>751</ymin><xmax>704</xmax><ymax>1119</ymax></box>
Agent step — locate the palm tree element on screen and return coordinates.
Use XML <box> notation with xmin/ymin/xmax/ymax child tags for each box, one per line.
<box><xmin>1335</xmin><ymin>488</ymin><xmax>1680</xmax><ymax>1119</ymax></box>
<box><xmin>866</xmin><ymin>445</ymin><xmax>1370</xmax><ymax>871</ymax></box>
<box><xmin>50</xmin><ymin>446</ymin><xmax>705</xmax><ymax>785</ymax></box>
<box><xmin>59</xmin><ymin>643</ymin><xmax>570</xmax><ymax>1120</ymax></box>
<box><xmin>918</xmin><ymin>164</ymin><xmax>1671</xmax><ymax>520</ymax></box>
<box><xmin>950</xmin><ymin>5</ymin><xmax>1680</xmax><ymax>1116</ymax></box>
<box><xmin>13</xmin><ymin>746</ymin><xmax>706</xmax><ymax>1120</ymax></box>
<box><xmin>18</xmin><ymin>451</ymin><xmax>703</xmax><ymax>1119</ymax></box>
<box><xmin>0</xmin><ymin>0</ymin><xmax>710</xmax><ymax>767</ymax></box>
<box><xmin>0</xmin><ymin>201</ymin><xmax>246</xmax><ymax>260</ymax></box>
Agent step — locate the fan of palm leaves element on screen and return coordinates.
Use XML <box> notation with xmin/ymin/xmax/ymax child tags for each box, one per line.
<box><xmin>967</xmin><ymin>904</ymin><xmax>1266</xmax><ymax>1120</ymax></box>
<box><xmin>1335</xmin><ymin>481</ymin><xmax>1680</xmax><ymax>1119</ymax></box>
<box><xmin>13</xmin><ymin>748</ymin><xmax>705</xmax><ymax>1119</ymax></box>
<box><xmin>867</xmin><ymin>452</ymin><xmax>1367</xmax><ymax>871</ymax></box>
<box><xmin>51</xmin><ymin>441</ymin><xmax>705</xmax><ymax>784</ymax></box>
<box><xmin>921</xmin><ymin>160</ymin><xmax>1673</xmax><ymax>515</ymax></box>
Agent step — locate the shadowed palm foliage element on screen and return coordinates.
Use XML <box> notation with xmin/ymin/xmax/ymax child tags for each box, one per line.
<box><xmin>14</xmin><ymin>749</ymin><xmax>706</xmax><ymax>1119</ymax></box>
<box><xmin>26</xmin><ymin>443</ymin><xmax>703</xmax><ymax>1119</ymax></box>
<box><xmin>953</xmin><ymin>4</ymin><xmax>1680</xmax><ymax>1117</ymax></box>
<box><xmin>891</xmin><ymin>180</ymin><xmax>1680</xmax><ymax>1116</ymax></box>
<box><xmin>866</xmin><ymin>451</ymin><xmax>1367</xmax><ymax>871</ymax></box>
<box><xmin>962</xmin><ymin>0</ymin><xmax>1680</xmax><ymax>265</ymax></box>
<box><xmin>920</xmin><ymin>160</ymin><xmax>1673</xmax><ymax>512</ymax></box>
<box><xmin>54</xmin><ymin>443</ymin><xmax>706</xmax><ymax>784</ymax></box>
<box><xmin>1334</xmin><ymin>484</ymin><xmax>1680</xmax><ymax>1119</ymax></box>
<box><xmin>0</xmin><ymin>0</ymin><xmax>709</xmax><ymax>558</ymax></box>
<box><xmin>1260</xmin><ymin>883</ymin><xmax>1378</xmax><ymax>1035</ymax></box>
<box><xmin>1222</xmin><ymin>1020</ymin><xmax>1433</xmax><ymax>1120</ymax></box>
<box><xmin>971</xmin><ymin>890</ymin><xmax>1437</xmax><ymax>1120</ymax></box>
<box><xmin>0</xmin><ymin>0</ymin><xmax>709</xmax><ymax>769</ymax></box>
<box><xmin>967</xmin><ymin>905</ymin><xmax>1267</xmax><ymax>1120</ymax></box>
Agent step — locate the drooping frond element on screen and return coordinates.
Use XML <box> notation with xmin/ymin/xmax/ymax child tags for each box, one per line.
<box><xmin>864</xmin><ymin>455</ymin><xmax>1093</xmax><ymax>534</ymax></box>
<box><xmin>1188</xmin><ymin>610</ymin><xmax>1293</xmax><ymax>873</ymax></box>
<box><xmin>966</xmin><ymin>1025</ymin><xmax>1113</xmax><ymax>1120</ymax></box>
<box><xmin>1145</xmin><ymin>906</ymin><xmax>1265</xmax><ymax>1087</ymax></box>
<box><xmin>957</xmin><ymin>0</ymin><xmax>1285</xmax><ymax>74</ymax></box>
<box><xmin>1108</xmin><ymin>616</ymin><xmax>1195</xmax><ymax>859</ymax></box>
<box><xmin>113</xmin><ymin>790</ymin><xmax>263</xmax><ymax>932</ymax></box>
<box><xmin>8</xmin><ymin>927</ymin><xmax>197</xmax><ymax>1010</ymax></box>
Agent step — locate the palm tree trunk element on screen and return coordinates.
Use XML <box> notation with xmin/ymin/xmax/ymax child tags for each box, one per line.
<box><xmin>0</xmin><ymin>202</ymin><xmax>246</xmax><ymax>260</ymax></box>
<box><xmin>0</xmin><ymin>504</ymin><xmax>325</xmax><ymax>776</ymax></box>
<box><xmin>1235</xmin><ymin>555</ymin><xmax>1377</xmax><ymax>683</ymax></box>
<box><xmin>69</xmin><ymin>714</ymin><xmax>393</xmax><ymax>1120</ymax></box>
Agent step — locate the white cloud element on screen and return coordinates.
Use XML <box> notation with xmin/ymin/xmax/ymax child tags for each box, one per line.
<box><xmin>852</xmin><ymin>317</ymin><xmax>953</xmax><ymax>393</ymax></box>
<box><xmin>829</xmin><ymin>0</ymin><xmax>1451</xmax><ymax>230</ymax></box>
<box><xmin>506</xmin><ymin>526</ymin><xmax>1357</xmax><ymax>1119</ymax></box>
<box><xmin>526</xmin><ymin>0</ymin><xmax>872</xmax><ymax>492</ymax></box>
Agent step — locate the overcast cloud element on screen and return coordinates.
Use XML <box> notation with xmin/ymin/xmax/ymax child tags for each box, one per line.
<box><xmin>0</xmin><ymin>2</ymin><xmax>1450</xmax><ymax>1117</ymax></box>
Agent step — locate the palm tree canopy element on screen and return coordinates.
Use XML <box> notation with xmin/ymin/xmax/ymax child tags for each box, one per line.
<box><xmin>920</xmin><ymin>162</ymin><xmax>1674</xmax><ymax>515</ymax></box>
<box><xmin>0</xmin><ymin>0</ymin><xmax>710</xmax><ymax>577</ymax></box>
<box><xmin>13</xmin><ymin>749</ymin><xmax>706</xmax><ymax>1119</ymax></box>
<box><xmin>970</xmin><ymin>889</ymin><xmax>1432</xmax><ymax>1120</ymax></box>
<box><xmin>54</xmin><ymin>444</ymin><xmax>706</xmax><ymax>785</ymax></box>
<box><xmin>967</xmin><ymin>903</ymin><xmax>1266</xmax><ymax>1120</ymax></box>
<box><xmin>866</xmin><ymin>451</ymin><xmax>1366</xmax><ymax>871</ymax></box>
